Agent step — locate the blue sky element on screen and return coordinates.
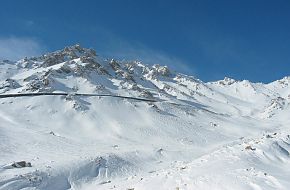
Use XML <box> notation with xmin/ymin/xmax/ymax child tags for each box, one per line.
<box><xmin>0</xmin><ymin>0</ymin><xmax>290</xmax><ymax>82</ymax></box>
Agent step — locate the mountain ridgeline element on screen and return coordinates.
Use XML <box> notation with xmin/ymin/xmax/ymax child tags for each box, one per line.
<box><xmin>0</xmin><ymin>44</ymin><xmax>289</xmax><ymax>118</ymax></box>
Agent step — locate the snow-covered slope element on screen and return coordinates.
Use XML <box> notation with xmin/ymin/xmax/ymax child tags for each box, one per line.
<box><xmin>0</xmin><ymin>45</ymin><xmax>289</xmax><ymax>190</ymax></box>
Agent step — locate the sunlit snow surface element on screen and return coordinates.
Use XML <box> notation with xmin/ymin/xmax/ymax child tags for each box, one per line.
<box><xmin>0</xmin><ymin>45</ymin><xmax>290</xmax><ymax>190</ymax></box>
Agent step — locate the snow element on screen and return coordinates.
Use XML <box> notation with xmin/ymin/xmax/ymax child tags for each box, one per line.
<box><xmin>0</xmin><ymin>45</ymin><xmax>290</xmax><ymax>190</ymax></box>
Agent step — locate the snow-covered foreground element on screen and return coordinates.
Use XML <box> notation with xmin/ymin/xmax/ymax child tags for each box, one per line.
<box><xmin>0</xmin><ymin>45</ymin><xmax>290</xmax><ymax>190</ymax></box>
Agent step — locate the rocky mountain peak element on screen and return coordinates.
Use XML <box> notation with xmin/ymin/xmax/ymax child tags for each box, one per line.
<box><xmin>16</xmin><ymin>44</ymin><xmax>97</xmax><ymax>68</ymax></box>
<box><xmin>215</xmin><ymin>77</ymin><xmax>236</xmax><ymax>85</ymax></box>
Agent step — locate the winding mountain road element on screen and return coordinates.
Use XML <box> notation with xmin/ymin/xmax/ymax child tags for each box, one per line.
<box><xmin>0</xmin><ymin>92</ymin><xmax>157</xmax><ymax>102</ymax></box>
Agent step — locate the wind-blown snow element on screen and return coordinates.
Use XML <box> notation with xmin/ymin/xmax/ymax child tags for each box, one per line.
<box><xmin>0</xmin><ymin>45</ymin><xmax>289</xmax><ymax>190</ymax></box>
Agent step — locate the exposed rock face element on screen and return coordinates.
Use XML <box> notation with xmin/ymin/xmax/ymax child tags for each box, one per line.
<box><xmin>152</xmin><ymin>64</ymin><xmax>171</xmax><ymax>77</ymax></box>
<box><xmin>40</xmin><ymin>44</ymin><xmax>97</xmax><ymax>67</ymax></box>
<box><xmin>15</xmin><ymin>44</ymin><xmax>97</xmax><ymax>69</ymax></box>
<box><xmin>0</xmin><ymin>79</ymin><xmax>21</xmax><ymax>90</ymax></box>
<box><xmin>11</xmin><ymin>161</ymin><xmax>32</xmax><ymax>168</ymax></box>
<box><xmin>217</xmin><ymin>77</ymin><xmax>236</xmax><ymax>85</ymax></box>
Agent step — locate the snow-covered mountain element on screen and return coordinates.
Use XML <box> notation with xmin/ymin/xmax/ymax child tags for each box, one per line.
<box><xmin>0</xmin><ymin>45</ymin><xmax>289</xmax><ymax>190</ymax></box>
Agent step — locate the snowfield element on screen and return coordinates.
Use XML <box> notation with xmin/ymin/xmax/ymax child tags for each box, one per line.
<box><xmin>0</xmin><ymin>45</ymin><xmax>290</xmax><ymax>190</ymax></box>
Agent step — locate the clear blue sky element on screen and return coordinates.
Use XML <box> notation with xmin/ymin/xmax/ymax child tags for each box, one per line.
<box><xmin>0</xmin><ymin>0</ymin><xmax>290</xmax><ymax>82</ymax></box>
